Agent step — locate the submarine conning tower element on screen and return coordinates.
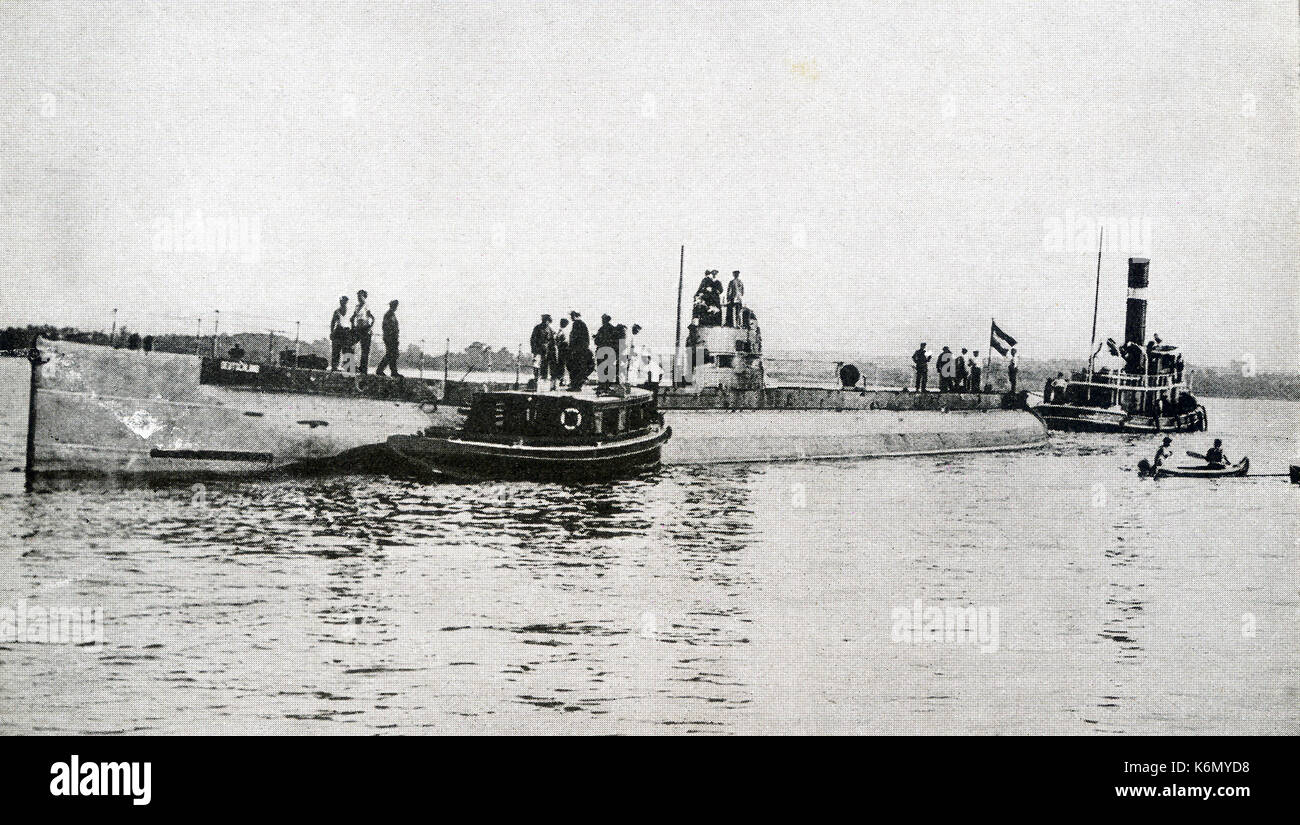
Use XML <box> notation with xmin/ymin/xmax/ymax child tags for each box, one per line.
<box><xmin>1124</xmin><ymin>257</ymin><xmax>1149</xmax><ymax>346</ymax></box>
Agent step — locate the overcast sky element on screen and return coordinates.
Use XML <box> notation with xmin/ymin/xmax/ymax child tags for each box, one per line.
<box><xmin>2</xmin><ymin>1</ymin><xmax>1297</xmax><ymax>368</ymax></box>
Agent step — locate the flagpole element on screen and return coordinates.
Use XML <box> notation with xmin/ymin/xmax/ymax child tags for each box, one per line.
<box><xmin>1088</xmin><ymin>227</ymin><xmax>1103</xmax><ymax>380</ymax></box>
<box><xmin>673</xmin><ymin>244</ymin><xmax>684</xmax><ymax>386</ymax></box>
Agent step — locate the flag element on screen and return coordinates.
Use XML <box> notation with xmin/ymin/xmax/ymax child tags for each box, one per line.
<box><xmin>989</xmin><ymin>320</ymin><xmax>1017</xmax><ymax>356</ymax></box>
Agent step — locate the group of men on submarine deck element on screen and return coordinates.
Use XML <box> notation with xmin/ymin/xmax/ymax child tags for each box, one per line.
<box><xmin>911</xmin><ymin>343</ymin><xmax>1013</xmax><ymax>393</ymax></box>
<box><xmin>328</xmin><ymin>290</ymin><xmax>401</xmax><ymax>376</ymax></box>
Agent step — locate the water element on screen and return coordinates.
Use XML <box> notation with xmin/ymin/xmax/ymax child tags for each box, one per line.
<box><xmin>0</xmin><ymin>357</ymin><xmax>1296</xmax><ymax>734</ymax></box>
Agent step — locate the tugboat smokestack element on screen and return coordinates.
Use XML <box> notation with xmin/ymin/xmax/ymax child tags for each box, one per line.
<box><xmin>1124</xmin><ymin>257</ymin><xmax>1149</xmax><ymax>346</ymax></box>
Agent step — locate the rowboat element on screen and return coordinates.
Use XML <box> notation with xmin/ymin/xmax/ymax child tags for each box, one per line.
<box><xmin>1137</xmin><ymin>457</ymin><xmax>1249</xmax><ymax>478</ymax></box>
<box><xmin>387</xmin><ymin>387</ymin><xmax>671</xmax><ymax>480</ymax></box>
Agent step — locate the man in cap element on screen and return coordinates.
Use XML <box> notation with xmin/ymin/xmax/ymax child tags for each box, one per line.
<box><xmin>725</xmin><ymin>270</ymin><xmax>745</xmax><ymax>327</ymax></box>
<box><xmin>566</xmin><ymin>311</ymin><xmax>592</xmax><ymax>391</ymax></box>
<box><xmin>329</xmin><ymin>294</ymin><xmax>351</xmax><ymax>371</ymax></box>
<box><xmin>375</xmin><ymin>300</ymin><xmax>402</xmax><ymax>377</ymax></box>
<box><xmin>708</xmin><ymin>271</ymin><xmax>724</xmax><ymax>325</ymax></box>
<box><xmin>912</xmin><ymin>342</ymin><xmax>931</xmax><ymax>392</ymax></box>
<box><xmin>529</xmin><ymin>313</ymin><xmax>555</xmax><ymax>389</ymax></box>
<box><xmin>935</xmin><ymin>346</ymin><xmax>953</xmax><ymax>392</ymax></box>
<box><xmin>969</xmin><ymin>350</ymin><xmax>982</xmax><ymax>393</ymax></box>
<box><xmin>351</xmin><ymin>289</ymin><xmax>375</xmax><ymax>373</ymax></box>
<box><xmin>639</xmin><ymin>350</ymin><xmax>663</xmax><ymax>392</ymax></box>
<box><xmin>1007</xmin><ymin>347</ymin><xmax>1018</xmax><ymax>392</ymax></box>
<box><xmin>593</xmin><ymin>314</ymin><xmax>619</xmax><ymax>391</ymax></box>
<box><xmin>954</xmin><ymin>348</ymin><xmax>969</xmax><ymax>392</ymax></box>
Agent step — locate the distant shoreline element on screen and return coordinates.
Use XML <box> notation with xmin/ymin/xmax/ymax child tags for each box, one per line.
<box><xmin>4</xmin><ymin>324</ymin><xmax>1298</xmax><ymax>402</ymax></box>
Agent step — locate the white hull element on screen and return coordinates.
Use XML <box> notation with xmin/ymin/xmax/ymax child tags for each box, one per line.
<box><xmin>28</xmin><ymin>340</ymin><xmax>449</xmax><ymax>477</ymax></box>
<box><xmin>660</xmin><ymin>408</ymin><xmax>1048</xmax><ymax>464</ymax></box>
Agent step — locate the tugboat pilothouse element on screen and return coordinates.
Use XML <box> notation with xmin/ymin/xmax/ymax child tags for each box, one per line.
<box><xmin>1035</xmin><ymin>257</ymin><xmax>1207</xmax><ymax>433</ymax></box>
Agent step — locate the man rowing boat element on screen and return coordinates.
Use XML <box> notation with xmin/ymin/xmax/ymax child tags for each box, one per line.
<box><xmin>1203</xmin><ymin>439</ymin><xmax>1228</xmax><ymax>469</ymax></box>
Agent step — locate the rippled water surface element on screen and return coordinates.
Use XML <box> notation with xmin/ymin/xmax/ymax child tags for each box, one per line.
<box><xmin>0</xmin><ymin>358</ymin><xmax>1296</xmax><ymax>734</ymax></box>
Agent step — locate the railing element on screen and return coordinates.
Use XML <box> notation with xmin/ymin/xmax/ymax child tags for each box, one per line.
<box><xmin>1071</xmin><ymin>370</ymin><xmax>1188</xmax><ymax>392</ymax></box>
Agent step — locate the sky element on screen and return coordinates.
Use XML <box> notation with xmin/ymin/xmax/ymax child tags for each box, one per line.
<box><xmin>1</xmin><ymin>1</ymin><xmax>1297</xmax><ymax>369</ymax></box>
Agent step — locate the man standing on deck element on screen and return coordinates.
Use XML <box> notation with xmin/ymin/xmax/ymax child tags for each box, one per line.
<box><xmin>706</xmin><ymin>271</ymin><xmax>724</xmax><ymax>326</ymax></box>
<box><xmin>625</xmin><ymin>323</ymin><xmax>642</xmax><ymax>381</ymax></box>
<box><xmin>912</xmin><ymin>343</ymin><xmax>931</xmax><ymax>392</ymax></box>
<box><xmin>1050</xmin><ymin>372</ymin><xmax>1068</xmax><ymax>402</ymax></box>
<box><xmin>375</xmin><ymin>300</ymin><xmax>401</xmax><ymax>377</ymax></box>
<box><xmin>351</xmin><ymin>290</ymin><xmax>375</xmax><ymax>374</ymax></box>
<box><xmin>554</xmin><ymin>317</ymin><xmax>570</xmax><ymax>388</ymax></box>
<box><xmin>726</xmin><ymin>270</ymin><xmax>745</xmax><ymax>327</ymax></box>
<box><xmin>935</xmin><ymin>346</ymin><xmax>953</xmax><ymax>392</ymax></box>
<box><xmin>567</xmin><ymin>311</ymin><xmax>592</xmax><ymax>391</ymax></box>
<box><xmin>970</xmin><ymin>350</ymin><xmax>982</xmax><ymax>393</ymax></box>
<box><xmin>594</xmin><ymin>315</ymin><xmax>619</xmax><ymax>391</ymax></box>
<box><xmin>1007</xmin><ymin>348</ymin><xmax>1018</xmax><ymax>392</ymax></box>
<box><xmin>530</xmin><ymin>314</ymin><xmax>555</xmax><ymax>390</ymax></box>
<box><xmin>954</xmin><ymin>348</ymin><xmax>969</xmax><ymax>392</ymax></box>
<box><xmin>329</xmin><ymin>295</ymin><xmax>350</xmax><ymax>371</ymax></box>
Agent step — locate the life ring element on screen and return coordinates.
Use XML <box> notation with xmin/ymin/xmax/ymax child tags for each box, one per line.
<box><xmin>561</xmin><ymin>407</ymin><xmax>582</xmax><ymax>430</ymax></box>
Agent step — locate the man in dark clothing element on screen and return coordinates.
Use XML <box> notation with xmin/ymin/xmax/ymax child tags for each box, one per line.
<box><xmin>912</xmin><ymin>343</ymin><xmax>930</xmax><ymax>392</ymax></box>
<box><xmin>693</xmin><ymin>272</ymin><xmax>713</xmax><ymax>325</ymax></box>
<box><xmin>935</xmin><ymin>346</ymin><xmax>953</xmax><ymax>392</ymax></box>
<box><xmin>708</xmin><ymin>271</ymin><xmax>724</xmax><ymax>325</ymax></box>
<box><xmin>1007</xmin><ymin>348</ymin><xmax>1018</xmax><ymax>392</ymax></box>
<box><xmin>954</xmin><ymin>348</ymin><xmax>969</xmax><ymax>392</ymax></box>
<box><xmin>1204</xmin><ymin>439</ymin><xmax>1228</xmax><ymax>468</ymax></box>
<box><xmin>375</xmin><ymin>300</ymin><xmax>401</xmax><ymax>377</ymax></box>
<box><xmin>566</xmin><ymin>311</ymin><xmax>593</xmax><ymax>391</ymax></box>
<box><xmin>329</xmin><ymin>295</ymin><xmax>350</xmax><ymax>371</ymax></box>
<box><xmin>970</xmin><ymin>350</ymin><xmax>982</xmax><ymax>393</ymax></box>
<box><xmin>530</xmin><ymin>314</ymin><xmax>555</xmax><ymax>389</ymax></box>
<box><xmin>594</xmin><ymin>314</ymin><xmax>619</xmax><ymax>389</ymax></box>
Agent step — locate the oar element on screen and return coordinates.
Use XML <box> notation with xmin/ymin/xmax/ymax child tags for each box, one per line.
<box><xmin>1186</xmin><ymin>451</ymin><xmax>1207</xmax><ymax>460</ymax></box>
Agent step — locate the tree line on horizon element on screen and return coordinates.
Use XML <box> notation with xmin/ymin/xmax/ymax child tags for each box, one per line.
<box><xmin>0</xmin><ymin>324</ymin><xmax>532</xmax><ymax>372</ymax></box>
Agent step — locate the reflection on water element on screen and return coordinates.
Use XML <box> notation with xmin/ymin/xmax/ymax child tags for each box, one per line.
<box><xmin>0</xmin><ymin>397</ymin><xmax>1296</xmax><ymax>734</ymax></box>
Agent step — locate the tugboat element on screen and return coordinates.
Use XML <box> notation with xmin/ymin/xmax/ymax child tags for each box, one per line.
<box><xmin>386</xmin><ymin>387</ymin><xmax>671</xmax><ymax>480</ymax></box>
<box><xmin>1035</xmin><ymin>257</ymin><xmax>1207</xmax><ymax>433</ymax></box>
